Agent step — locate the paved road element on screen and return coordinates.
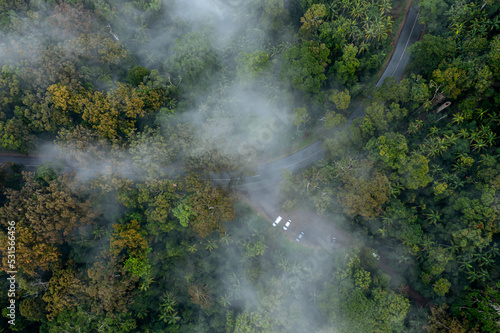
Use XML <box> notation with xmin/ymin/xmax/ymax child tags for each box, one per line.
<box><xmin>240</xmin><ymin>4</ymin><xmax>424</xmax><ymax>244</ymax></box>
<box><xmin>0</xmin><ymin>6</ymin><xmax>423</xmax><ymax>187</ymax></box>
<box><xmin>244</xmin><ymin>5</ymin><xmax>423</xmax><ymax>187</ymax></box>
<box><xmin>375</xmin><ymin>6</ymin><xmax>422</xmax><ymax>88</ymax></box>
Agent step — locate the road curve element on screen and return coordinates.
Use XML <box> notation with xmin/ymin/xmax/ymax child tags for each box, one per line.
<box><xmin>240</xmin><ymin>5</ymin><xmax>423</xmax><ymax>186</ymax></box>
<box><xmin>0</xmin><ymin>6</ymin><xmax>423</xmax><ymax>184</ymax></box>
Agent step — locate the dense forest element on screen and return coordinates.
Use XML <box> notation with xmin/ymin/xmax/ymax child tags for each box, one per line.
<box><xmin>0</xmin><ymin>0</ymin><xmax>499</xmax><ymax>332</ymax></box>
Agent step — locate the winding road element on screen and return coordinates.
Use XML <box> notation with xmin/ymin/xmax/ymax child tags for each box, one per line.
<box><xmin>242</xmin><ymin>5</ymin><xmax>423</xmax><ymax>188</ymax></box>
<box><xmin>0</xmin><ymin>5</ymin><xmax>423</xmax><ymax>191</ymax></box>
<box><xmin>239</xmin><ymin>4</ymin><xmax>423</xmax><ymax>247</ymax></box>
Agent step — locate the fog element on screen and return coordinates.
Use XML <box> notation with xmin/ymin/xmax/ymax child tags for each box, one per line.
<box><xmin>0</xmin><ymin>0</ymin><xmax>380</xmax><ymax>331</ymax></box>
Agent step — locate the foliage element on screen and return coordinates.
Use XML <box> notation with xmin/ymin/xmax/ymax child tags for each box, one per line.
<box><xmin>335</xmin><ymin>44</ymin><xmax>360</xmax><ymax>87</ymax></box>
<box><xmin>280</xmin><ymin>41</ymin><xmax>330</xmax><ymax>93</ymax></box>
<box><xmin>329</xmin><ymin>89</ymin><xmax>351</xmax><ymax>110</ymax></box>
<box><xmin>236</xmin><ymin>50</ymin><xmax>270</xmax><ymax>79</ymax></box>
<box><xmin>0</xmin><ymin>0</ymin><xmax>499</xmax><ymax>332</ymax></box>
<box><xmin>0</xmin><ymin>172</ymin><xmax>97</xmax><ymax>276</ymax></box>
<box><xmin>166</xmin><ymin>31</ymin><xmax>217</xmax><ymax>84</ymax></box>
<box><xmin>338</xmin><ymin>164</ymin><xmax>391</xmax><ymax>218</ymax></box>
<box><xmin>409</xmin><ymin>34</ymin><xmax>457</xmax><ymax>78</ymax></box>
<box><xmin>318</xmin><ymin>250</ymin><xmax>410</xmax><ymax>333</ymax></box>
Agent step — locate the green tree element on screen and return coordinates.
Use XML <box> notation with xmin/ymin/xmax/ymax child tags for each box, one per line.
<box><xmin>166</xmin><ymin>31</ymin><xmax>217</xmax><ymax>83</ymax></box>
<box><xmin>299</xmin><ymin>4</ymin><xmax>328</xmax><ymax>38</ymax></box>
<box><xmin>280</xmin><ymin>41</ymin><xmax>330</xmax><ymax>93</ymax></box>
<box><xmin>433</xmin><ymin>278</ymin><xmax>451</xmax><ymax>296</ymax></box>
<box><xmin>361</xmin><ymin>102</ymin><xmax>408</xmax><ymax>137</ymax></box>
<box><xmin>329</xmin><ymin>89</ymin><xmax>351</xmax><ymax>110</ymax></box>
<box><xmin>41</xmin><ymin>308</ymin><xmax>137</xmax><ymax>332</ymax></box>
<box><xmin>365</xmin><ymin>132</ymin><xmax>409</xmax><ymax>170</ymax></box>
<box><xmin>228</xmin><ymin>310</ymin><xmax>275</xmax><ymax>333</ymax></box>
<box><xmin>236</xmin><ymin>50</ymin><xmax>270</xmax><ymax>79</ymax></box>
<box><xmin>292</xmin><ymin>107</ymin><xmax>310</xmax><ymax>129</ymax></box>
<box><xmin>325</xmin><ymin>111</ymin><xmax>347</xmax><ymax>130</ymax></box>
<box><xmin>417</xmin><ymin>0</ymin><xmax>450</xmax><ymax>34</ymax></box>
<box><xmin>409</xmin><ymin>35</ymin><xmax>456</xmax><ymax>78</ymax></box>
<box><xmin>334</xmin><ymin>44</ymin><xmax>360</xmax><ymax>87</ymax></box>
<box><xmin>318</xmin><ymin>250</ymin><xmax>410</xmax><ymax>333</ymax></box>
<box><xmin>126</xmin><ymin>65</ymin><xmax>150</xmax><ymax>86</ymax></box>
<box><xmin>432</xmin><ymin>66</ymin><xmax>467</xmax><ymax>100</ymax></box>
<box><xmin>398</xmin><ymin>154</ymin><xmax>433</xmax><ymax>190</ymax></box>
<box><xmin>0</xmin><ymin>118</ymin><xmax>33</xmax><ymax>153</ymax></box>
<box><xmin>455</xmin><ymin>284</ymin><xmax>500</xmax><ymax>332</ymax></box>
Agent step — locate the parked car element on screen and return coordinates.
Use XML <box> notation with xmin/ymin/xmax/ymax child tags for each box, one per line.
<box><xmin>331</xmin><ymin>237</ymin><xmax>337</xmax><ymax>249</ymax></box>
<box><xmin>296</xmin><ymin>232</ymin><xmax>304</xmax><ymax>242</ymax></box>
<box><xmin>273</xmin><ymin>216</ymin><xmax>282</xmax><ymax>227</ymax></box>
<box><xmin>283</xmin><ymin>220</ymin><xmax>291</xmax><ymax>230</ymax></box>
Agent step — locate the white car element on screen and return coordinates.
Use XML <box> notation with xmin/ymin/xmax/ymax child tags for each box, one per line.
<box><xmin>296</xmin><ymin>232</ymin><xmax>304</xmax><ymax>242</ymax></box>
<box><xmin>331</xmin><ymin>237</ymin><xmax>337</xmax><ymax>249</ymax></box>
<box><xmin>283</xmin><ymin>220</ymin><xmax>291</xmax><ymax>231</ymax></box>
<box><xmin>273</xmin><ymin>216</ymin><xmax>282</xmax><ymax>227</ymax></box>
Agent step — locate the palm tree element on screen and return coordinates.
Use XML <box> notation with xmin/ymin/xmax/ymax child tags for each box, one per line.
<box><xmin>415</xmin><ymin>144</ymin><xmax>427</xmax><ymax>156</ymax></box>
<box><xmin>372</xmin><ymin>15</ymin><xmax>387</xmax><ymax>41</ymax></box>
<box><xmin>159</xmin><ymin>292</ymin><xmax>178</xmax><ymax>316</ymax></box>
<box><xmin>484</xmin><ymin>130</ymin><xmax>497</xmax><ymax>146</ymax></box>
<box><xmin>443</xmin><ymin>133</ymin><xmax>457</xmax><ymax>146</ymax></box>
<box><xmin>378</xmin><ymin>0</ymin><xmax>392</xmax><ymax>14</ymax></box>
<box><xmin>474</xmin><ymin>108</ymin><xmax>487</xmax><ymax>121</ymax></box>
<box><xmin>139</xmin><ymin>275</ymin><xmax>155</xmax><ymax>291</ymax></box>
<box><xmin>408</xmin><ymin>119</ymin><xmax>423</xmax><ymax>133</ymax></box>
<box><xmin>341</xmin><ymin>0</ymin><xmax>354</xmax><ymax>14</ymax></box>
<box><xmin>361</xmin><ymin>15</ymin><xmax>371</xmax><ymax>29</ymax></box>
<box><xmin>381</xmin><ymin>215</ymin><xmax>395</xmax><ymax>227</ymax></box>
<box><xmin>350</xmin><ymin>3</ymin><xmax>365</xmax><ymax>19</ymax></box>
<box><xmin>423</xmin><ymin>139</ymin><xmax>439</xmax><ymax>157</ymax></box>
<box><xmin>357</xmin><ymin>41</ymin><xmax>370</xmax><ymax>54</ymax></box>
<box><xmin>435</xmin><ymin>137</ymin><xmax>450</xmax><ymax>155</ymax></box>
<box><xmin>452</xmin><ymin>112</ymin><xmax>466</xmax><ymax>125</ymax></box>
<box><xmin>390</xmin><ymin>182</ymin><xmax>404</xmax><ymax>198</ymax></box>
<box><xmin>425</xmin><ymin>209</ymin><xmax>441</xmax><ymax>226</ymax></box>
<box><xmin>383</xmin><ymin>15</ymin><xmax>394</xmax><ymax>31</ymax></box>
<box><xmin>344</xmin><ymin>18</ymin><xmax>359</xmax><ymax>40</ymax></box>
<box><xmin>228</xmin><ymin>273</ymin><xmax>241</xmax><ymax>299</ymax></box>
<box><xmin>430</xmin><ymin>164</ymin><xmax>443</xmax><ymax>175</ymax></box>
<box><xmin>278</xmin><ymin>257</ymin><xmax>291</xmax><ymax>272</ymax></box>
<box><xmin>329</xmin><ymin>0</ymin><xmax>342</xmax><ymax>13</ymax></box>
<box><xmin>487</xmin><ymin>111</ymin><xmax>500</xmax><ymax>125</ymax></box>
<box><xmin>420</xmin><ymin>236</ymin><xmax>435</xmax><ymax>251</ymax></box>
<box><xmin>468</xmin><ymin>130</ymin><xmax>481</xmax><ymax>142</ymax></box>
<box><xmin>428</xmin><ymin>126</ymin><xmax>439</xmax><ymax>136</ymax></box>
<box><xmin>187</xmin><ymin>244</ymin><xmax>197</xmax><ymax>253</ymax></box>
<box><xmin>457</xmin><ymin>128</ymin><xmax>469</xmax><ymax>138</ymax></box>
<box><xmin>219</xmin><ymin>232</ymin><xmax>233</xmax><ymax>245</ymax></box>
<box><xmin>472</xmin><ymin>139</ymin><xmax>487</xmax><ymax>151</ymax></box>
<box><xmin>363</xmin><ymin>24</ymin><xmax>377</xmax><ymax>43</ymax></box>
<box><xmin>205</xmin><ymin>239</ymin><xmax>218</xmax><ymax>252</ymax></box>
<box><xmin>479</xmin><ymin>154</ymin><xmax>496</xmax><ymax>167</ymax></box>
<box><xmin>183</xmin><ymin>273</ymin><xmax>193</xmax><ymax>284</ymax></box>
<box><xmin>218</xmin><ymin>294</ymin><xmax>232</xmax><ymax>308</ymax></box>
